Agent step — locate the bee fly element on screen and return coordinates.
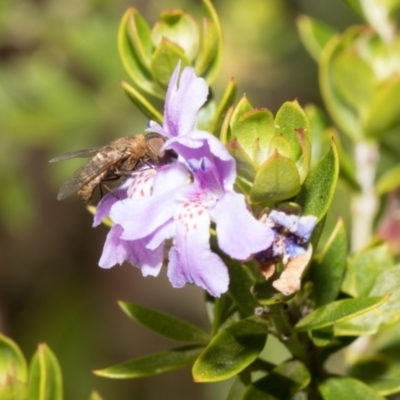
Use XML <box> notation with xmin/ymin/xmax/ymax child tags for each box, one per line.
<box><xmin>50</xmin><ymin>133</ymin><xmax>176</xmax><ymax>203</ymax></box>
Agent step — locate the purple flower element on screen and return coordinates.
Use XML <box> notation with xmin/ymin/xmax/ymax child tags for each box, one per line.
<box><xmin>94</xmin><ymin>62</ymin><xmax>274</xmax><ymax>297</ymax></box>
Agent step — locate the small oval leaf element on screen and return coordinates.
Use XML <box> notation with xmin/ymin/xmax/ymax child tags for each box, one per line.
<box><xmin>250</xmin><ymin>152</ymin><xmax>301</xmax><ymax>204</ymax></box>
<box><xmin>311</xmin><ymin>218</ymin><xmax>348</xmax><ymax>306</ymax></box>
<box><xmin>319</xmin><ymin>377</ymin><xmax>385</xmax><ymax>400</ymax></box>
<box><xmin>118</xmin><ymin>301</ymin><xmax>210</xmax><ymax>343</ymax></box>
<box><xmin>296</xmin><ymin>138</ymin><xmax>339</xmax><ymax>221</ymax></box>
<box><xmin>192</xmin><ymin>316</ymin><xmax>268</xmax><ymax>382</ymax></box>
<box><xmin>28</xmin><ymin>344</ymin><xmax>63</xmax><ymax>400</ymax></box>
<box><xmin>0</xmin><ymin>334</ymin><xmax>27</xmax><ymax>385</ymax></box>
<box><xmin>295</xmin><ymin>296</ymin><xmax>389</xmax><ymax>331</ymax></box>
<box><xmin>94</xmin><ymin>346</ymin><xmax>203</xmax><ymax>379</ymax></box>
<box><xmin>242</xmin><ymin>360</ymin><xmax>311</xmax><ymax>399</ymax></box>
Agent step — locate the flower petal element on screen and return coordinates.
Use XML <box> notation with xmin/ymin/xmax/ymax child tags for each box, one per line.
<box><xmin>165</xmin><ymin>131</ymin><xmax>236</xmax><ymax>189</ymax></box>
<box><xmin>99</xmin><ymin>224</ymin><xmax>163</xmax><ymax>277</ymax></box>
<box><xmin>93</xmin><ymin>177</ymin><xmax>133</xmax><ymax>227</ymax></box>
<box><xmin>163</xmin><ymin>66</ymin><xmax>208</xmax><ymax>137</ymax></box>
<box><xmin>110</xmin><ymin>190</ymin><xmax>177</xmax><ymax>241</ymax></box>
<box><xmin>167</xmin><ymin>202</ymin><xmax>229</xmax><ymax>297</ymax></box>
<box><xmin>211</xmin><ymin>191</ymin><xmax>274</xmax><ymax>259</ymax></box>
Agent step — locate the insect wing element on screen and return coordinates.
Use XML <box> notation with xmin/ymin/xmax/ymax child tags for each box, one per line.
<box><xmin>49</xmin><ymin>147</ymin><xmax>102</xmax><ymax>163</ymax></box>
<box><xmin>56</xmin><ymin>156</ymin><xmax>119</xmax><ymax>200</ymax></box>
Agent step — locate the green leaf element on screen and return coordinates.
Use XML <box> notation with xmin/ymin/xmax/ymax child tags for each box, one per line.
<box><xmin>195</xmin><ymin>0</ymin><xmax>223</xmax><ymax>84</ymax></box>
<box><xmin>226</xmin><ymin>375</ymin><xmax>250</xmax><ymax>400</ymax></box>
<box><xmin>206</xmin><ymin>292</ymin><xmax>237</xmax><ymax>336</ymax></box>
<box><xmin>120</xmin><ymin>81</ymin><xmax>163</xmax><ymax>123</ymax></box>
<box><xmin>333</xmin><ymin>52</ymin><xmax>376</xmax><ymax>116</ymax></box>
<box><xmin>192</xmin><ymin>316</ymin><xmax>268</xmax><ymax>382</ymax></box>
<box><xmin>151</xmin><ymin>10</ymin><xmax>199</xmax><ymax>61</ymax></box>
<box><xmin>250</xmin><ymin>151</ymin><xmax>301</xmax><ymax>204</ymax></box>
<box><xmin>28</xmin><ymin>344</ymin><xmax>63</xmax><ymax>400</ymax></box>
<box><xmin>118</xmin><ymin>8</ymin><xmax>164</xmax><ymax>98</ymax></box>
<box><xmin>126</xmin><ymin>8</ymin><xmax>153</xmax><ymax>70</ymax></box>
<box><xmin>364</xmin><ymin>76</ymin><xmax>400</xmax><ymax>137</ymax></box>
<box><xmin>311</xmin><ymin>218</ymin><xmax>348</xmax><ymax>306</ymax></box>
<box><xmin>295</xmin><ymin>295</ymin><xmax>389</xmax><ymax>331</ymax></box>
<box><xmin>0</xmin><ymin>379</ymin><xmax>28</xmax><ymax>400</ymax></box>
<box><xmin>88</xmin><ymin>391</ymin><xmax>104</xmax><ymax>400</ymax></box>
<box><xmin>274</xmin><ymin>101</ymin><xmax>311</xmax><ymax>168</ymax></box>
<box><xmin>376</xmin><ymin>164</ymin><xmax>400</xmax><ymax>194</ymax></box>
<box><xmin>0</xmin><ymin>334</ymin><xmax>27</xmax><ymax>385</ymax></box>
<box><xmin>296</xmin><ymin>139</ymin><xmax>339</xmax><ymax>221</ymax></box>
<box><xmin>370</xmin><ymin>379</ymin><xmax>400</xmax><ymax>397</ymax></box>
<box><xmin>229</xmin><ymin>95</ymin><xmax>253</xmax><ymax>140</ymax></box>
<box><xmin>320</xmin><ymin>28</ymin><xmax>364</xmax><ymax>140</ymax></box>
<box><xmin>342</xmin><ymin>244</ymin><xmax>394</xmax><ymax>297</ymax></box>
<box><xmin>95</xmin><ymin>345</ymin><xmax>203</xmax><ymax>379</ymax></box>
<box><xmin>319</xmin><ymin>377</ymin><xmax>385</xmax><ymax>400</ymax></box>
<box><xmin>118</xmin><ymin>301</ymin><xmax>210</xmax><ymax>343</ymax></box>
<box><xmin>225</xmin><ymin>259</ymin><xmax>259</xmax><ymax>316</ymax></box>
<box><xmin>242</xmin><ymin>360</ymin><xmax>311</xmax><ymax>399</ymax></box>
<box><xmin>150</xmin><ymin>38</ymin><xmax>191</xmax><ymax>88</ymax></box>
<box><xmin>252</xmin><ymin>280</ymin><xmax>291</xmax><ymax>306</ymax></box>
<box><xmin>226</xmin><ymin>137</ymin><xmax>258</xmax><ymax>182</ymax></box>
<box><xmin>210</xmin><ymin>78</ymin><xmax>237</xmax><ymax>135</ymax></box>
<box><xmin>234</xmin><ymin>109</ymin><xmax>275</xmax><ymax>161</ymax></box>
<box><xmin>297</xmin><ymin>16</ymin><xmax>337</xmax><ymax>62</ymax></box>
<box><xmin>335</xmin><ymin>266</ymin><xmax>400</xmax><ymax>336</ymax></box>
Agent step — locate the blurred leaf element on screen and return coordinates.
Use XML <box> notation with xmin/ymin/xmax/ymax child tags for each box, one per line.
<box><xmin>192</xmin><ymin>316</ymin><xmax>268</xmax><ymax>382</ymax></box>
<box><xmin>296</xmin><ymin>139</ymin><xmax>339</xmax><ymax>221</ymax></box>
<box><xmin>376</xmin><ymin>164</ymin><xmax>400</xmax><ymax>194</ymax></box>
<box><xmin>298</xmin><ymin>16</ymin><xmax>337</xmax><ymax>62</ymax></box>
<box><xmin>118</xmin><ymin>8</ymin><xmax>164</xmax><ymax>98</ymax></box>
<box><xmin>0</xmin><ymin>334</ymin><xmax>27</xmax><ymax>385</ymax></box>
<box><xmin>226</xmin><ymin>375</ymin><xmax>250</xmax><ymax>400</ymax></box>
<box><xmin>335</xmin><ymin>267</ymin><xmax>400</xmax><ymax>335</ymax></box>
<box><xmin>242</xmin><ymin>360</ymin><xmax>310</xmax><ymax>399</ymax></box>
<box><xmin>370</xmin><ymin>379</ymin><xmax>400</xmax><ymax>397</ymax></box>
<box><xmin>250</xmin><ymin>151</ymin><xmax>301</xmax><ymax>204</ymax></box>
<box><xmin>295</xmin><ymin>295</ymin><xmax>389</xmax><ymax>331</ymax></box>
<box><xmin>150</xmin><ymin>39</ymin><xmax>191</xmax><ymax>88</ymax></box>
<box><xmin>364</xmin><ymin>77</ymin><xmax>400</xmax><ymax>138</ymax></box>
<box><xmin>319</xmin><ymin>377</ymin><xmax>385</xmax><ymax>400</ymax></box>
<box><xmin>0</xmin><ymin>379</ymin><xmax>28</xmax><ymax>400</ymax></box>
<box><xmin>151</xmin><ymin>10</ymin><xmax>199</xmax><ymax>61</ymax></box>
<box><xmin>320</xmin><ymin>28</ymin><xmax>365</xmax><ymax>140</ymax></box>
<box><xmin>341</xmin><ymin>0</ymin><xmax>363</xmax><ymax>16</ymax></box>
<box><xmin>95</xmin><ymin>345</ymin><xmax>203</xmax><ymax>379</ymax></box>
<box><xmin>342</xmin><ymin>244</ymin><xmax>394</xmax><ymax>297</ymax></box>
<box><xmin>210</xmin><ymin>78</ymin><xmax>237</xmax><ymax>135</ymax></box>
<box><xmin>118</xmin><ymin>301</ymin><xmax>210</xmax><ymax>343</ymax></box>
<box><xmin>120</xmin><ymin>81</ymin><xmax>163</xmax><ymax>122</ymax></box>
<box><xmin>88</xmin><ymin>391</ymin><xmax>104</xmax><ymax>400</ymax></box>
<box><xmin>195</xmin><ymin>0</ymin><xmax>223</xmax><ymax>84</ymax></box>
<box><xmin>28</xmin><ymin>344</ymin><xmax>63</xmax><ymax>400</ymax></box>
<box><xmin>311</xmin><ymin>218</ymin><xmax>348</xmax><ymax>306</ymax></box>
<box><xmin>126</xmin><ymin>8</ymin><xmax>153</xmax><ymax>70</ymax></box>
<box><xmin>333</xmin><ymin>52</ymin><xmax>376</xmax><ymax>116</ymax></box>
<box><xmin>348</xmin><ymin>357</ymin><xmax>388</xmax><ymax>381</ymax></box>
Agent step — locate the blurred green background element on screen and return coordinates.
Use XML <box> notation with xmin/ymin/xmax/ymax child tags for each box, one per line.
<box><xmin>0</xmin><ymin>0</ymin><xmax>357</xmax><ymax>398</ymax></box>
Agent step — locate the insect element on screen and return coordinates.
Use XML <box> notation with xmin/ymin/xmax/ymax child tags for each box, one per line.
<box><xmin>50</xmin><ymin>133</ymin><xmax>175</xmax><ymax>203</ymax></box>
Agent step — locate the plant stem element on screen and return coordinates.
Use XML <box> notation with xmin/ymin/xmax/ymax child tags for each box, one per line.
<box><xmin>351</xmin><ymin>140</ymin><xmax>379</xmax><ymax>252</ymax></box>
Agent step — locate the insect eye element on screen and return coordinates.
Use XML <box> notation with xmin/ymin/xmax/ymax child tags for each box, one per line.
<box><xmin>147</xmin><ymin>135</ymin><xmax>166</xmax><ymax>161</ymax></box>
